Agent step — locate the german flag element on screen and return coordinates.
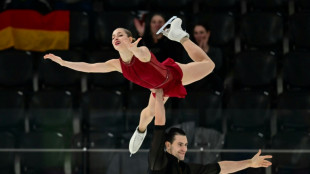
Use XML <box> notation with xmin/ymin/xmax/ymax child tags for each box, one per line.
<box><xmin>0</xmin><ymin>10</ymin><xmax>69</xmax><ymax>52</ymax></box>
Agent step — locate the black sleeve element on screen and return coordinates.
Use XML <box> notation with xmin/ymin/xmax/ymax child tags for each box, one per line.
<box><xmin>148</xmin><ymin>125</ymin><xmax>168</xmax><ymax>171</ymax></box>
<box><xmin>188</xmin><ymin>163</ymin><xmax>221</xmax><ymax>174</ymax></box>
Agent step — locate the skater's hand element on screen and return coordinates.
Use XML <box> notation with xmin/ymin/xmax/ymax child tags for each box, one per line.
<box><xmin>43</xmin><ymin>53</ymin><xmax>64</xmax><ymax>66</ymax></box>
<box><xmin>156</xmin><ymin>88</ymin><xmax>164</xmax><ymax>97</ymax></box>
<box><xmin>124</xmin><ymin>37</ymin><xmax>142</xmax><ymax>52</ymax></box>
<box><xmin>250</xmin><ymin>149</ymin><xmax>272</xmax><ymax>168</ymax></box>
<box><xmin>134</xmin><ymin>18</ymin><xmax>145</xmax><ymax>37</ymax></box>
<box><xmin>151</xmin><ymin>88</ymin><xmax>163</xmax><ymax>94</ymax></box>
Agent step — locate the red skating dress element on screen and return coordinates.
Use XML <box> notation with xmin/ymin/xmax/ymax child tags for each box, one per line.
<box><xmin>119</xmin><ymin>52</ymin><xmax>187</xmax><ymax>98</ymax></box>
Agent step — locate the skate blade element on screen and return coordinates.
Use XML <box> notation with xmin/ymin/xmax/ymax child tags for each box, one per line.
<box><xmin>156</xmin><ymin>16</ymin><xmax>177</xmax><ymax>35</ymax></box>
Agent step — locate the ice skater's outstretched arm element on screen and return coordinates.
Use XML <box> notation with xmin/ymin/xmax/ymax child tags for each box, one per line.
<box><xmin>218</xmin><ymin>150</ymin><xmax>272</xmax><ymax>174</ymax></box>
<box><xmin>43</xmin><ymin>54</ymin><xmax>121</xmax><ymax>73</ymax></box>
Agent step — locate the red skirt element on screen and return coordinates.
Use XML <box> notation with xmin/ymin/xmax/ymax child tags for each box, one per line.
<box><xmin>152</xmin><ymin>58</ymin><xmax>187</xmax><ymax>98</ymax></box>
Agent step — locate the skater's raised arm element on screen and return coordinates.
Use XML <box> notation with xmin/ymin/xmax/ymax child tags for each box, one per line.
<box><xmin>123</xmin><ymin>38</ymin><xmax>151</xmax><ymax>62</ymax></box>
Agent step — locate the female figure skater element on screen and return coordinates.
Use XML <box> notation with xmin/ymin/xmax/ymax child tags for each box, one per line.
<box><xmin>44</xmin><ymin>17</ymin><xmax>215</xmax><ymax>155</ymax></box>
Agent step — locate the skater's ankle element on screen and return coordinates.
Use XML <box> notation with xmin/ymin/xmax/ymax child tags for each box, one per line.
<box><xmin>138</xmin><ymin>127</ymin><xmax>146</xmax><ymax>133</ymax></box>
<box><xmin>180</xmin><ymin>36</ymin><xmax>189</xmax><ymax>44</ymax></box>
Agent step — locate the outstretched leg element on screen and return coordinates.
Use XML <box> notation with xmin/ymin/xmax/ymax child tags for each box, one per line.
<box><xmin>129</xmin><ymin>93</ymin><xmax>169</xmax><ymax>155</ymax></box>
<box><xmin>138</xmin><ymin>93</ymin><xmax>169</xmax><ymax>132</ymax></box>
<box><xmin>161</xmin><ymin>17</ymin><xmax>211</xmax><ymax>63</ymax></box>
<box><xmin>161</xmin><ymin>17</ymin><xmax>215</xmax><ymax>85</ymax></box>
<box><xmin>178</xmin><ymin>38</ymin><xmax>215</xmax><ymax>85</ymax></box>
<box><xmin>181</xmin><ymin>37</ymin><xmax>212</xmax><ymax>62</ymax></box>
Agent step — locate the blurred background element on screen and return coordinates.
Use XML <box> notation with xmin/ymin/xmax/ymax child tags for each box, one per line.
<box><xmin>0</xmin><ymin>0</ymin><xmax>310</xmax><ymax>173</ymax></box>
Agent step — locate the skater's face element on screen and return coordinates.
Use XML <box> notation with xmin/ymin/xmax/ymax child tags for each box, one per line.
<box><xmin>165</xmin><ymin>135</ymin><xmax>188</xmax><ymax>161</ymax></box>
<box><xmin>150</xmin><ymin>15</ymin><xmax>165</xmax><ymax>35</ymax></box>
<box><xmin>193</xmin><ymin>25</ymin><xmax>210</xmax><ymax>44</ymax></box>
<box><xmin>112</xmin><ymin>28</ymin><xmax>133</xmax><ymax>51</ymax></box>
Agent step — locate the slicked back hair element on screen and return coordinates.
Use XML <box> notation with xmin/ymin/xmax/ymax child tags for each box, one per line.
<box><xmin>165</xmin><ymin>128</ymin><xmax>186</xmax><ymax>144</ymax></box>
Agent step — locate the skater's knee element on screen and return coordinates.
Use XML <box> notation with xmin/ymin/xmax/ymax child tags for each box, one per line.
<box><xmin>208</xmin><ymin>60</ymin><xmax>215</xmax><ymax>70</ymax></box>
<box><xmin>200</xmin><ymin>58</ymin><xmax>215</xmax><ymax>69</ymax></box>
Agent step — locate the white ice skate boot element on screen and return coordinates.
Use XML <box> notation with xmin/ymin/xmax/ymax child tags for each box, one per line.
<box><xmin>129</xmin><ymin>126</ymin><xmax>147</xmax><ymax>156</ymax></box>
<box><xmin>156</xmin><ymin>16</ymin><xmax>189</xmax><ymax>43</ymax></box>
